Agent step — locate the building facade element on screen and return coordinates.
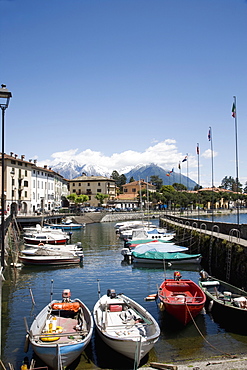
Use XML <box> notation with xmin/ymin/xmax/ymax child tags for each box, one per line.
<box><xmin>68</xmin><ymin>175</ymin><xmax>117</xmax><ymax>207</ymax></box>
<box><xmin>0</xmin><ymin>152</ymin><xmax>69</xmax><ymax>215</ymax></box>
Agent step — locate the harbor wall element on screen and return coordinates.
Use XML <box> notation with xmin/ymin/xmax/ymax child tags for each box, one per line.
<box><xmin>160</xmin><ymin>215</ymin><xmax>247</xmax><ymax>290</ymax></box>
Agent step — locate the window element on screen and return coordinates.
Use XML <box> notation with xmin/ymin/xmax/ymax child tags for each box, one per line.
<box><xmin>33</xmin><ymin>192</ymin><xmax>35</xmax><ymax>200</ymax></box>
<box><xmin>25</xmin><ymin>170</ymin><xmax>27</xmax><ymax>176</ymax></box>
<box><xmin>33</xmin><ymin>180</ymin><xmax>35</xmax><ymax>188</ymax></box>
<box><xmin>89</xmin><ymin>196</ymin><xmax>91</xmax><ymax>200</ymax></box>
<box><xmin>73</xmin><ymin>183</ymin><xmax>75</xmax><ymax>186</ymax></box>
<box><xmin>97</xmin><ymin>189</ymin><xmax>101</xmax><ymax>193</ymax></box>
<box><xmin>25</xmin><ymin>191</ymin><xmax>27</xmax><ymax>197</ymax></box>
<box><xmin>132</xmin><ymin>188</ymin><xmax>136</xmax><ymax>193</ymax></box>
<box><xmin>87</xmin><ymin>183</ymin><xmax>90</xmax><ymax>186</ymax></box>
<box><xmin>124</xmin><ymin>189</ymin><xmax>127</xmax><ymax>193</ymax></box>
<box><xmin>73</xmin><ymin>189</ymin><xmax>76</xmax><ymax>193</ymax></box>
<box><xmin>98</xmin><ymin>183</ymin><xmax>100</xmax><ymax>186</ymax></box>
<box><xmin>12</xmin><ymin>190</ymin><xmax>14</xmax><ymax>198</ymax></box>
<box><xmin>12</xmin><ymin>178</ymin><xmax>15</xmax><ymax>186</ymax></box>
<box><xmin>24</xmin><ymin>181</ymin><xmax>28</xmax><ymax>187</ymax></box>
<box><xmin>79</xmin><ymin>183</ymin><xmax>81</xmax><ymax>186</ymax></box>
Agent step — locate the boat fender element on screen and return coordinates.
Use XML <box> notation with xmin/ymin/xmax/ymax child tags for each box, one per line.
<box><xmin>208</xmin><ymin>300</ymin><xmax>214</xmax><ymax>312</ymax></box>
<box><xmin>158</xmin><ymin>302</ymin><xmax>165</xmax><ymax>311</ymax></box>
<box><xmin>24</xmin><ymin>333</ymin><xmax>29</xmax><ymax>353</ymax></box>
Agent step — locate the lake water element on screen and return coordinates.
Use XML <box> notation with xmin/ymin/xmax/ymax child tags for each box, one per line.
<box><xmin>2</xmin><ymin>218</ymin><xmax>247</xmax><ymax>369</ymax></box>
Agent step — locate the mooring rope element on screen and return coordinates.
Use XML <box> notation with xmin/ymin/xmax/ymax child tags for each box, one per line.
<box><xmin>185</xmin><ymin>301</ymin><xmax>235</xmax><ymax>358</ymax></box>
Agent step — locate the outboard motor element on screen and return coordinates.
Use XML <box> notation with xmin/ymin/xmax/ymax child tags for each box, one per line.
<box><xmin>62</xmin><ymin>289</ymin><xmax>71</xmax><ymax>302</ymax></box>
<box><xmin>200</xmin><ymin>270</ymin><xmax>209</xmax><ymax>281</ymax></box>
<box><xmin>174</xmin><ymin>271</ymin><xmax>182</xmax><ymax>281</ymax></box>
<box><xmin>107</xmin><ymin>289</ymin><xmax>116</xmax><ymax>299</ymax></box>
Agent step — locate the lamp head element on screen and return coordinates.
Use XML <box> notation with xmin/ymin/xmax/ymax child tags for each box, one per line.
<box><xmin>0</xmin><ymin>84</ymin><xmax>12</xmax><ymax>109</ymax></box>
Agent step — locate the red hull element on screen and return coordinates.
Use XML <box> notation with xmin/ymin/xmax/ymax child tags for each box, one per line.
<box><xmin>158</xmin><ymin>279</ymin><xmax>206</xmax><ymax>325</ymax></box>
<box><xmin>23</xmin><ymin>237</ymin><xmax>67</xmax><ymax>245</ymax></box>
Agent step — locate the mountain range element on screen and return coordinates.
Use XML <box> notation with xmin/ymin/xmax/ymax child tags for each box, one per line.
<box><xmin>52</xmin><ymin>161</ymin><xmax>197</xmax><ymax>190</ymax></box>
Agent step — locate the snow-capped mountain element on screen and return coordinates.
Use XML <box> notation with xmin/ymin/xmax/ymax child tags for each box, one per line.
<box><xmin>52</xmin><ymin>161</ymin><xmax>197</xmax><ymax>189</ymax></box>
<box><xmin>52</xmin><ymin>161</ymin><xmax>111</xmax><ymax>179</ymax></box>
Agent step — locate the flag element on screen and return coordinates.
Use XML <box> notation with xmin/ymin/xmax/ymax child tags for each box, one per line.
<box><xmin>166</xmin><ymin>173</ymin><xmax>170</xmax><ymax>177</ymax></box>
<box><xmin>232</xmin><ymin>102</ymin><xmax>236</xmax><ymax>118</ymax></box>
<box><xmin>196</xmin><ymin>144</ymin><xmax>199</xmax><ymax>155</ymax></box>
<box><xmin>178</xmin><ymin>162</ymin><xmax>181</xmax><ymax>170</ymax></box>
<box><xmin>182</xmin><ymin>156</ymin><xmax>187</xmax><ymax>162</ymax></box>
<box><xmin>170</xmin><ymin>168</ymin><xmax>174</xmax><ymax>173</ymax></box>
<box><xmin>208</xmin><ymin>128</ymin><xmax>211</xmax><ymax>141</ymax></box>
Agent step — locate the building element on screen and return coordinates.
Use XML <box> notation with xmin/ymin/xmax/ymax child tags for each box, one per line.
<box><xmin>0</xmin><ymin>152</ymin><xmax>69</xmax><ymax>215</ymax></box>
<box><xmin>122</xmin><ymin>180</ymin><xmax>156</xmax><ymax>195</ymax></box>
<box><xmin>68</xmin><ymin>174</ymin><xmax>117</xmax><ymax>207</ymax></box>
<box><xmin>116</xmin><ymin>180</ymin><xmax>156</xmax><ymax>209</ymax></box>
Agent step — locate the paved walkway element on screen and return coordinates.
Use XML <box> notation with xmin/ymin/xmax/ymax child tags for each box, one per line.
<box><xmin>142</xmin><ymin>355</ymin><xmax>247</xmax><ymax>369</ymax></box>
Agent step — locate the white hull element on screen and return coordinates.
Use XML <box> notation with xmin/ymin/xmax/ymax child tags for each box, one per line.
<box><xmin>93</xmin><ymin>292</ymin><xmax>160</xmax><ymax>363</ymax></box>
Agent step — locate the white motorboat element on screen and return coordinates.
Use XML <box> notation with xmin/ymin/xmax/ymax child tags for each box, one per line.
<box><xmin>19</xmin><ymin>248</ymin><xmax>83</xmax><ymax>265</ymax></box>
<box><xmin>93</xmin><ymin>289</ymin><xmax>160</xmax><ymax>365</ymax></box>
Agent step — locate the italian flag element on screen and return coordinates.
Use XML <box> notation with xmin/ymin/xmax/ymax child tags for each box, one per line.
<box><xmin>232</xmin><ymin>102</ymin><xmax>236</xmax><ymax>118</ymax></box>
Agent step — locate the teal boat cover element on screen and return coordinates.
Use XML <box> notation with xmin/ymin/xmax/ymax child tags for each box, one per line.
<box><xmin>132</xmin><ymin>251</ymin><xmax>201</xmax><ymax>261</ymax></box>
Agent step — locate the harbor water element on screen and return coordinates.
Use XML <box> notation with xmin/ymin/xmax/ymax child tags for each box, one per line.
<box><xmin>2</xmin><ymin>218</ymin><xmax>247</xmax><ymax>369</ymax></box>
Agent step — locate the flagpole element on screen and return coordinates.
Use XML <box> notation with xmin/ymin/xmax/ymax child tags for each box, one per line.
<box><xmin>233</xmin><ymin>96</ymin><xmax>239</xmax><ymax>226</ymax></box>
<box><xmin>197</xmin><ymin>143</ymin><xmax>200</xmax><ymax>219</ymax></box>
<box><xmin>209</xmin><ymin>127</ymin><xmax>214</xmax><ymax>222</ymax></box>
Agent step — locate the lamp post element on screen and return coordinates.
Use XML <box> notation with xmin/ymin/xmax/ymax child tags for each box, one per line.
<box><xmin>0</xmin><ymin>84</ymin><xmax>12</xmax><ymax>269</ymax></box>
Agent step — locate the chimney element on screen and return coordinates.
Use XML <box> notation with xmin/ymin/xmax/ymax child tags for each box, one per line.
<box><xmin>29</xmin><ymin>159</ymin><xmax>32</xmax><ymax>162</ymax></box>
<box><xmin>21</xmin><ymin>155</ymin><xmax>25</xmax><ymax>161</ymax></box>
<box><xmin>44</xmin><ymin>165</ymin><xmax>47</xmax><ymax>169</ymax></box>
<box><xmin>10</xmin><ymin>152</ymin><xmax>13</xmax><ymax>157</ymax></box>
<box><xmin>14</xmin><ymin>154</ymin><xmax>18</xmax><ymax>158</ymax></box>
<box><xmin>34</xmin><ymin>159</ymin><xmax>37</xmax><ymax>164</ymax></box>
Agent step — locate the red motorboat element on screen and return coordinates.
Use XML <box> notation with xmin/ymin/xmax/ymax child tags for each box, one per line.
<box><xmin>158</xmin><ymin>272</ymin><xmax>206</xmax><ymax>325</ymax></box>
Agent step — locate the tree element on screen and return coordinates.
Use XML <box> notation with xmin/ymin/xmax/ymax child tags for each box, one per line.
<box><xmin>129</xmin><ymin>176</ymin><xmax>135</xmax><ymax>182</ymax></box>
<box><xmin>111</xmin><ymin>170</ymin><xmax>126</xmax><ymax>192</ymax></box>
<box><xmin>172</xmin><ymin>182</ymin><xmax>187</xmax><ymax>191</ymax></box>
<box><xmin>95</xmin><ymin>193</ymin><xmax>108</xmax><ymax>205</ymax></box>
<box><xmin>150</xmin><ymin>175</ymin><xmax>163</xmax><ymax>191</ymax></box>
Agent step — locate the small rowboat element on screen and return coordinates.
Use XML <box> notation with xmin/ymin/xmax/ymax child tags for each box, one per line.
<box><xmin>93</xmin><ymin>289</ymin><xmax>160</xmax><ymax>365</ymax></box>
<box><xmin>199</xmin><ymin>270</ymin><xmax>247</xmax><ymax>331</ymax></box>
<box><xmin>26</xmin><ymin>289</ymin><xmax>93</xmax><ymax>369</ymax></box>
<box><xmin>158</xmin><ymin>272</ymin><xmax>206</xmax><ymax>325</ymax></box>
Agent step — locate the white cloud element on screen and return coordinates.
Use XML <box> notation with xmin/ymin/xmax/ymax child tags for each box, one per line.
<box><xmin>202</xmin><ymin>149</ymin><xmax>218</xmax><ymax>159</ymax></box>
<box><xmin>38</xmin><ymin>140</ymin><xmax>188</xmax><ymax>172</ymax></box>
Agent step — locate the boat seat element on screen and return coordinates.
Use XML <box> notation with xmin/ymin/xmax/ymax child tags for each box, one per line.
<box><xmin>165</xmin><ymin>283</ymin><xmax>190</xmax><ymax>288</ymax></box>
<box><xmin>201</xmin><ymin>281</ymin><xmax>220</xmax><ymax>287</ymax></box>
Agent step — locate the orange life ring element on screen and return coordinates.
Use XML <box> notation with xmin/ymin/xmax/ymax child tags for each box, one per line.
<box><xmin>38</xmin><ymin>243</ymin><xmax>45</xmax><ymax>246</ymax></box>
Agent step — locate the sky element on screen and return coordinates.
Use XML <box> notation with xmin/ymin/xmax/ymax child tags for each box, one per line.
<box><xmin>0</xmin><ymin>0</ymin><xmax>246</xmax><ymax>188</ymax></box>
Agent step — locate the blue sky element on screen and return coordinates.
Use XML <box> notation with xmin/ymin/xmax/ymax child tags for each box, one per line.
<box><xmin>0</xmin><ymin>0</ymin><xmax>246</xmax><ymax>187</ymax></box>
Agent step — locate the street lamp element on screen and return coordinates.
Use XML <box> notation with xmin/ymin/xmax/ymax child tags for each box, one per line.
<box><xmin>0</xmin><ymin>84</ymin><xmax>12</xmax><ymax>269</ymax></box>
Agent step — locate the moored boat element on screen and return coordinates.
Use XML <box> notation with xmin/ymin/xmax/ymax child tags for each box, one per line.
<box><xmin>199</xmin><ymin>270</ymin><xmax>247</xmax><ymax>331</ymax></box>
<box><xmin>23</xmin><ymin>232</ymin><xmax>69</xmax><ymax>245</ymax></box>
<box><xmin>93</xmin><ymin>288</ymin><xmax>160</xmax><ymax>365</ymax></box>
<box><xmin>44</xmin><ymin>218</ymin><xmax>85</xmax><ymax>230</ymax></box>
<box><xmin>19</xmin><ymin>248</ymin><xmax>83</xmax><ymax>265</ymax></box>
<box><xmin>26</xmin><ymin>289</ymin><xmax>93</xmax><ymax>369</ymax></box>
<box><xmin>158</xmin><ymin>272</ymin><xmax>206</xmax><ymax>325</ymax></box>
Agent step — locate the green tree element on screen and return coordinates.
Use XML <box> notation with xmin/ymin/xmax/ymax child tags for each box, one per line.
<box><xmin>129</xmin><ymin>176</ymin><xmax>135</xmax><ymax>182</ymax></box>
<box><xmin>95</xmin><ymin>193</ymin><xmax>108</xmax><ymax>205</ymax></box>
<box><xmin>172</xmin><ymin>182</ymin><xmax>187</xmax><ymax>191</ymax></box>
<box><xmin>150</xmin><ymin>175</ymin><xmax>163</xmax><ymax>191</ymax></box>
